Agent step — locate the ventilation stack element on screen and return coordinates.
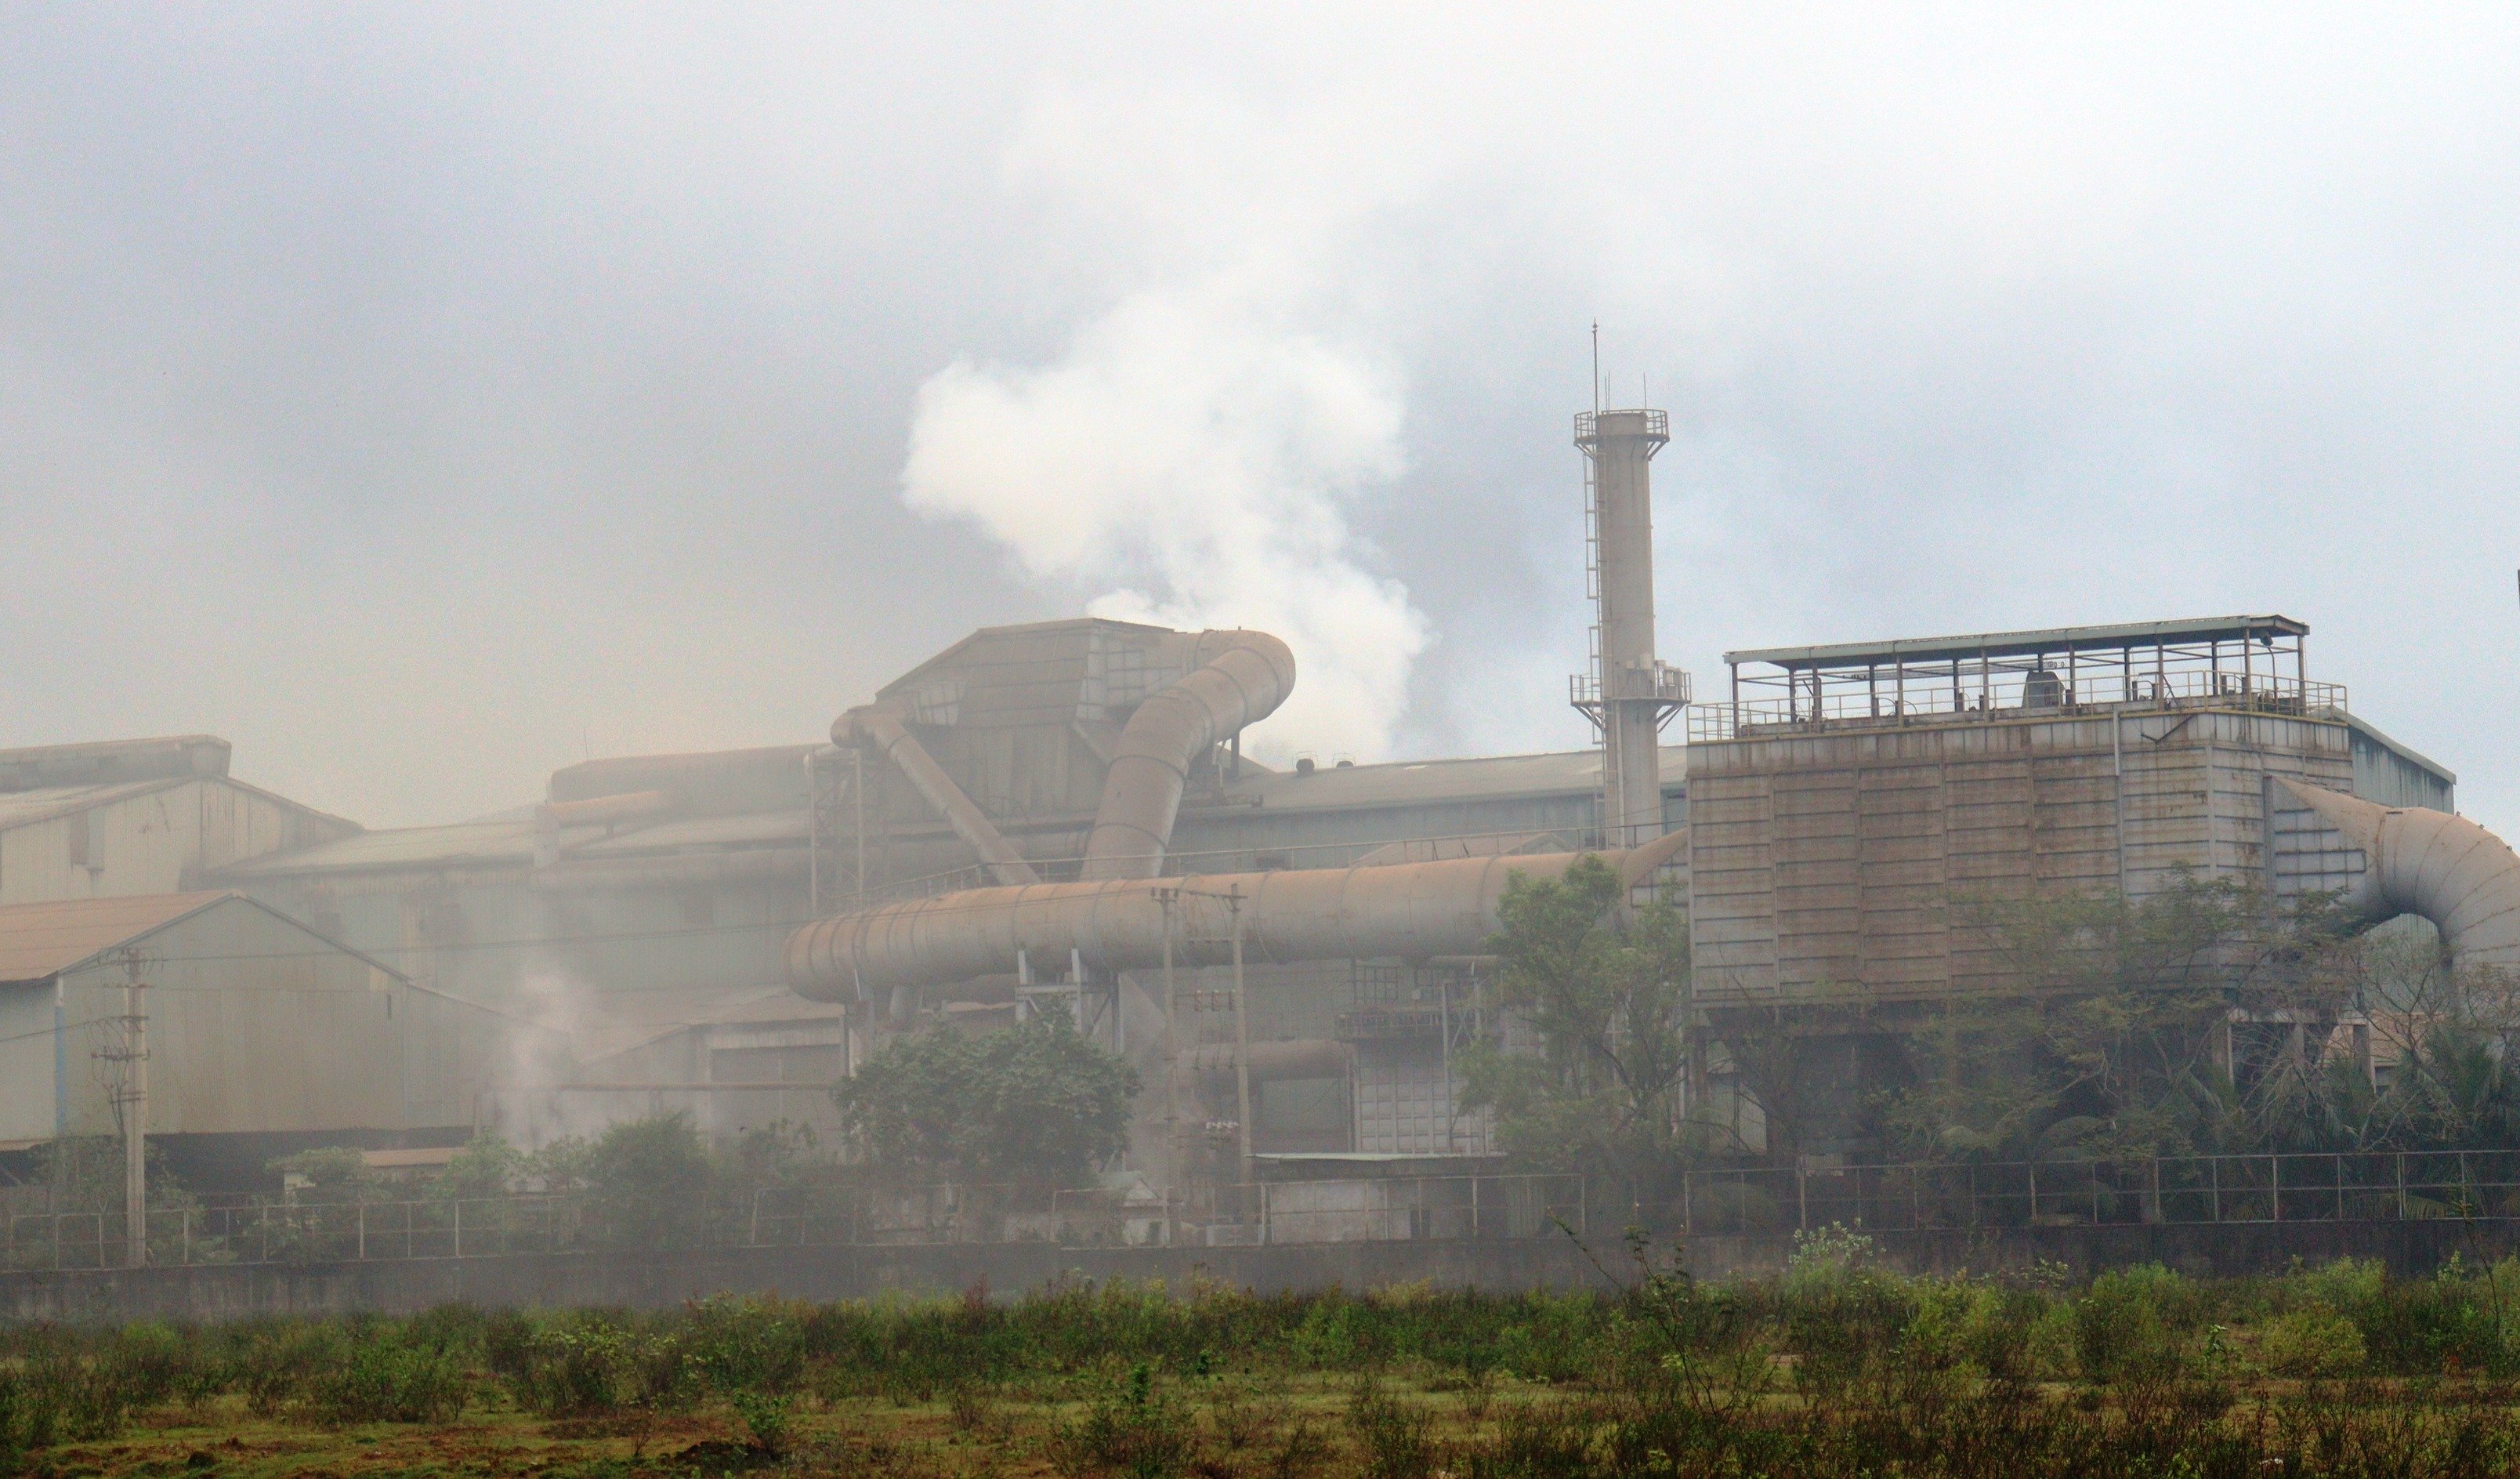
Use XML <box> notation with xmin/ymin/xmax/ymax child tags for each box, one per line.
<box><xmin>1573</xmin><ymin>408</ymin><xmax>1689</xmax><ymax>847</ymax></box>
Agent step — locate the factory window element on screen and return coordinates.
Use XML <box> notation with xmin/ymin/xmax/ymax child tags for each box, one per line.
<box><xmin>64</xmin><ymin>812</ymin><xmax>89</xmax><ymax>869</ymax></box>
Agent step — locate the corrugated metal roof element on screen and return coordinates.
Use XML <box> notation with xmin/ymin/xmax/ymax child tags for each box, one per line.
<box><xmin>0</xmin><ymin>779</ymin><xmax>185</xmax><ymax>832</ymax></box>
<box><xmin>0</xmin><ymin>890</ymin><xmax>418</xmax><ymax>988</ymax></box>
<box><xmin>219</xmin><ymin>818</ymin><xmax>545</xmax><ymax>875</ymax></box>
<box><xmin>567</xmin><ymin>984</ymin><xmax>849</xmax><ymax>1067</ymax></box>
<box><xmin>0</xmin><ymin>735</ymin><xmax>230</xmax><ymax>790</ymax></box>
<box><xmin>1727</xmin><ymin>615</ymin><xmax>2309</xmax><ymax>671</ymax></box>
<box><xmin>569</xmin><ymin>811</ymin><xmax>809</xmax><ymax>855</ymax></box>
<box><xmin>0</xmin><ymin>891</ymin><xmax>233</xmax><ymax>983</ymax></box>
<box><xmin>0</xmin><ymin>773</ymin><xmax>360</xmax><ymax>839</ymax></box>
<box><xmin>1203</xmin><ymin>745</ymin><xmax>1681</xmax><ymax>814</ymax></box>
<box><xmin>234</xmin><ymin>743</ymin><xmax>1671</xmax><ymax>877</ymax></box>
<box><xmin>228</xmin><ymin>808</ymin><xmax>810</xmax><ymax>877</ymax></box>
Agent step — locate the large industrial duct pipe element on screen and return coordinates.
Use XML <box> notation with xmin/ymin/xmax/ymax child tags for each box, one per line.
<box><xmin>787</xmin><ymin>837</ymin><xmax>1685</xmax><ymax>1002</ymax></box>
<box><xmin>838</xmin><ymin>701</ymin><xmax>1041</xmax><ymax>887</ymax></box>
<box><xmin>1079</xmin><ymin>630</ymin><xmax>1297</xmax><ymax>880</ymax></box>
<box><xmin>2272</xmin><ymin>778</ymin><xmax>2520</xmax><ymax>971</ymax></box>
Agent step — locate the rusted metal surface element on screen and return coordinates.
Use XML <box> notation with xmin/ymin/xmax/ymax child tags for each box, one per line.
<box><xmin>1688</xmin><ymin>705</ymin><xmax>2360</xmax><ymax>1005</ymax></box>
<box><xmin>0</xmin><ymin>891</ymin><xmax>232</xmax><ymax>984</ymax></box>
<box><xmin>1081</xmin><ymin>629</ymin><xmax>1295</xmax><ymax>880</ymax></box>
<box><xmin>538</xmin><ymin>790</ymin><xmax>675</xmax><ymax>828</ymax></box>
<box><xmin>785</xmin><ymin>840</ymin><xmax>1693</xmax><ymax>1002</ymax></box>
<box><xmin>838</xmin><ymin>701</ymin><xmax>1040</xmax><ymax>886</ymax></box>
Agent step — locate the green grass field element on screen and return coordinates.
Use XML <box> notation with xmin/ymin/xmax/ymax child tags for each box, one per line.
<box><xmin>16</xmin><ymin>1234</ymin><xmax>2520</xmax><ymax>1477</ymax></box>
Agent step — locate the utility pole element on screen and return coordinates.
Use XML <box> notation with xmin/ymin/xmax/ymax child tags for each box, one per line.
<box><xmin>1157</xmin><ymin>885</ymin><xmax>1179</xmax><ymax>1227</ymax></box>
<box><xmin>1227</xmin><ymin>886</ymin><xmax>1253</xmax><ymax>1187</ymax></box>
<box><xmin>98</xmin><ymin>950</ymin><xmax>150</xmax><ymax>1267</ymax></box>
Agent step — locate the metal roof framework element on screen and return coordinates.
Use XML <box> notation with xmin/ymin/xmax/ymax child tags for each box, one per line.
<box><xmin>1704</xmin><ymin>616</ymin><xmax>2334</xmax><ymax>737</ymax></box>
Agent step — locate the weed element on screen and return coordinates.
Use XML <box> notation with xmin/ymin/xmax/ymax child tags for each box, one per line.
<box><xmin>1348</xmin><ymin>1377</ymin><xmax>1444</xmax><ymax>1479</ymax></box>
<box><xmin>728</xmin><ymin>1388</ymin><xmax>795</xmax><ymax>1453</ymax></box>
<box><xmin>1046</xmin><ymin>1361</ymin><xmax>1193</xmax><ymax>1479</ymax></box>
<box><xmin>1262</xmin><ymin>1421</ymin><xmax>1331</xmax><ymax>1479</ymax></box>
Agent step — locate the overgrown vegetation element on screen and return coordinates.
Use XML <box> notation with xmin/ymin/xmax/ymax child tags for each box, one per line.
<box><xmin>1464</xmin><ymin>854</ymin><xmax>2520</xmax><ymax>1176</ymax></box>
<box><xmin>9</xmin><ymin>1249</ymin><xmax>2520</xmax><ymax>1474</ymax></box>
<box><xmin>1888</xmin><ymin>873</ymin><xmax>2520</xmax><ymax>1163</ymax></box>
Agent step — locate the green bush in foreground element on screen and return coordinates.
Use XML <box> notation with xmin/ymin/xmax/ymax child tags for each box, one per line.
<box><xmin>4</xmin><ymin>1249</ymin><xmax>2520</xmax><ymax>1474</ymax></box>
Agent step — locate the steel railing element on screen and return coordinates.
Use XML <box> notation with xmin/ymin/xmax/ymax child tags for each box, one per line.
<box><xmin>1658</xmin><ymin>1151</ymin><xmax>2520</xmax><ymax>1236</ymax></box>
<box><xmin>10</xmin><ymin>1155</ymin><xmax>2504</xmax><ymax>1272</ymax></box>
<box><xmin>1689</xmin><ymin>672</ymin><xmax>2350</xmax><ymax>742</ymax></box>
<box><xmin>0</xmin><ymin>1175</ymin><xmax>1595</xmax><ymax>1271</ymax></box>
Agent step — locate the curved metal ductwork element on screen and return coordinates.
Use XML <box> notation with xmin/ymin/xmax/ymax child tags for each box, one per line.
<box><xmin>837</xmin><ymin>701</ymin><xmax>1040</xmax><ymax>887</ymax></box>
<box><xmin>786</xmin><ymin>838</ymin><xmax>1684</xmax><ymax>1002</ymax></box>
<box><xmin>1079</xmin><ymin>629</ymin><xmax>1297</xmax><ymax>880</ymax></box>
<box><xmin>2272</xmin><ymin>778</ymin><xmax>2520</xmax><ymax>971</ymax></box>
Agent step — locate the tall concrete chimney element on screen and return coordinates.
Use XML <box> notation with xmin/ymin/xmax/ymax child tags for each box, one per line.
<box><xmin>1573</xmin><ymin>408</ymin><xmax>1688</xmax><ymax>846</ymax></box>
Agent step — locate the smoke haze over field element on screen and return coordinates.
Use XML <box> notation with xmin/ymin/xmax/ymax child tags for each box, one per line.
<box><xmin>4</xmin><ymin>7</ymin><xmax>2519</xmax><ymax>831</ymax></box>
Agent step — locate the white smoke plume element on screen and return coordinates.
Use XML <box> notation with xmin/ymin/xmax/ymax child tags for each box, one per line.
<box><xmin>900</xmin><ymin>89</ymin><xmax>1430</xmax><ymax>763</ymax></box>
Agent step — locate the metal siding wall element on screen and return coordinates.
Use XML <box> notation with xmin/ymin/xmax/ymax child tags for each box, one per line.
<box><xmin>1684</xmin><ymin>766</ymin><xmax>1776</xmax><ymax>993</ymax></box>
<box><xmin>0</xmin><ymin>781</ymin><xmax>353</xmax><ymax>908</ymax></box>
<box><xmin>1687</xmin><ymin>709</ymin><xmax>2355</xmax><ymax>1005</ymax></box>
<box><xmin>2350</xmin><ymin>730</ymin><xmax>2457</xmax><ymax>812</ymax></box>
<box><xmin>0</xmin><ymin>821</ymin><xmax>77</xmax><ymax>904</ymax></box>
<box><xmin>55</xmin><ymin>901</ymin><xmax>410</xmax><ymax>1137</ymax></box>
<box><xmin>0</xmin><ymin>988</ymin><xmax>59</xmax><ymax>1141</ymax></box>
<box><xmin>1855</xmin><ymin>766</ymin><xmax>1946</xmax><ymax>991</ymax></box>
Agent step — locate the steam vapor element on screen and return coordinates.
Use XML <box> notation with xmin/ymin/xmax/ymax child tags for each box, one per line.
<box><xmin>899</xmin><ymin>91</ymin><xmax>1430</xmax><ymax>763</ymax></box>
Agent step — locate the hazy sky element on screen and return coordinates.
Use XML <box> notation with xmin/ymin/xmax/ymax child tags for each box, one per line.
<box><xmin>5</xmin><ymin>6</ymin><xmax>2518</xmax><ymax>834</ymax></box>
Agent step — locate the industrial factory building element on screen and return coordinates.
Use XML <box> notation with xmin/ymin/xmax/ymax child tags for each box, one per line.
<box><xmin>10</xmin><ymin>401</ymin><xmax>2509</xmax><ymax>1228</ymax></box>
<box><xmin>0</xmin><ymin>891</ymin><xmax>520</xmax><ymax>1184</ymax></box>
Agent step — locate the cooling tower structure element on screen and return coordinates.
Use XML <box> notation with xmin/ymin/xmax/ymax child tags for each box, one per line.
<box><xmin>1571</xmin><ymin>408</ymin><xmax>1689</xmax><ymax>847</ymax></box>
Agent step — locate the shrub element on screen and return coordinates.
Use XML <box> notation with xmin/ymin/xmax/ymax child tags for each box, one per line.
<box><xmin>309</xmin><ymin>1332</ymin><xmax>469</xmax><ymax>1423</ymax></box>
<box><xmin>728</xmin><ymin>1389</ymin><xmax>794</xmax><ymax>1453</ymax></box>
<box><xmin>682</xmin><ymin>1295</ymin><xmax>806</xmax><ymax>1396</ymax></box>
<box><xmin>1045</xmin><ymin>1361</ymin><xmax>1192</xmax><ymax>1479</ymax></box>
<box><xmin>2259</xmin><ymin>1302</ymin><xmax>2367</xmax><ymax>1379</ymax></box>
<box><xmin>227</xmin><ymin>1321</ymin><xmax>344</xmax><ymax>1418</ymax></box>
<box><xmin>2075</xmin><ymin>1265</ymin><xmax>2192</xmax><ymax>1383</ymax></box>
<box><xmin>105</xmin><ymin>1321</ymin><xmax>217</xmax><ymax>1409</ymax></box>
<box><xmin>1348</xmin><ymin>1379</ymin><xmax>1446</xmax><ymax>1479</ymax></box>
<box><xmin>501</xmin><ymin>1320</ymin><xmax>639</xmax><ymax>1421</ymax></box>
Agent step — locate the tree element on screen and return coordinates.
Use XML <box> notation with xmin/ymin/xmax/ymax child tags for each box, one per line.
<box><xmin>834</xmin><ymin>1002</ymin><xmax>1139</xmax><ymax>1189</ymax></box>
<box><xmin>1457</xmin><ymin>854</ymin><xmax>1696</xmax><ymax>1185</ymax></box>
<box><xmin>526</xmin><ymin>1112</ymin><xmax>718</xmax><ymax>1247</ymax></box>
<box><xmin>1885</xmin><ymin>872</ymin><xmax>2368</xmax><ymax>1162</ymax></box>
<box><xmin>429</xmin><ymin>1129</ymin><xmax>527</xmax><ymax>1202</ymax></box>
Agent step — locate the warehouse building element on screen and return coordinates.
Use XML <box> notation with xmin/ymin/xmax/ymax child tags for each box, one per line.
<box><xmin>0</xmin><ymin>891</ymin><xmax>524</xmax><ymax>1187</ymax></box>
